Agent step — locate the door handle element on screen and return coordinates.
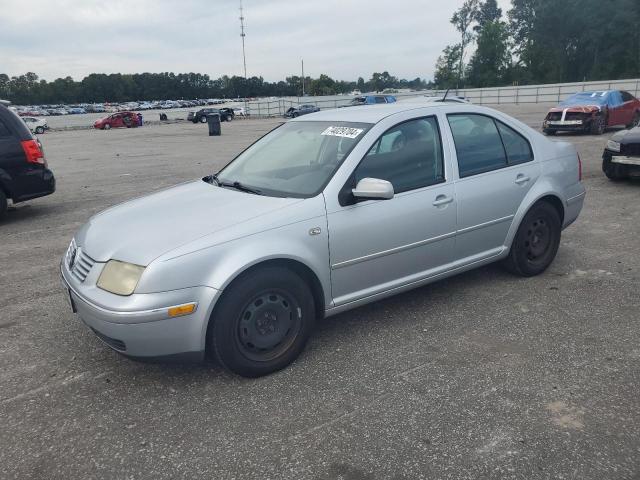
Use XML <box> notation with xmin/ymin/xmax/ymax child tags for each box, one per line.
<box><xmin>432</xmin><ymin>195</ymin><xmax>454</xmax><ymax>207</ymax></box>
<box><xmin>515</xmin><ymin>174</ymin><xmax>531</xmax><ymax>185</ymax></box>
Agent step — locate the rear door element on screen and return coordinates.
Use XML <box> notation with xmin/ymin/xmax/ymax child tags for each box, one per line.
<box><xmin>620</xmin><ymin>91</ymin><xmax>637</xmax><ymax>126</ymax></box>
<box><xmin>607</xmin><ymin>91</ymin><xmax>626</xmax><ymax>126</ymax></box>
<box><xmin>446</xmin><ymin>113</ymin><xmax>540</xmax><ymax>261</ymax></box>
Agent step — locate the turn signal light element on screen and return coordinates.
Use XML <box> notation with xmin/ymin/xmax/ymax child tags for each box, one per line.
<box><xmin>21</xmin><ymin>140</ymin><xmax>46</xmax><ymax>165</ymax></box>
<box><xmin>168</xmin><ymin>303</ymin><xmax>197</xmax><ymax>317</ymax></box>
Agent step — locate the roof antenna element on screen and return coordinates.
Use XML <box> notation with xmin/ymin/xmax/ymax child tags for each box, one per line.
<box><xmin>443</xmin><ymin>88</ymin><xmax>450</xmax><ymax>102</ymax></box>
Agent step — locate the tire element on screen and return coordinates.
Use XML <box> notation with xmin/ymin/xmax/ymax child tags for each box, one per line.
<box><xmin>209</xmin><ymin>267</ymin><xmax>316</xmax><ymax>377</ymax></box>
<box><xmin>590</xmin><ymin>115</ymin><xmax>605</xmax><ymax>135</ymax></box>
<box><xmin>292</xmin><ymin>112</ymin><xmax>299</xmax><ymax>118</ymax></box>
<box><xmin>103</xmin><ymin>123</ymin><xmax>111</xmax><ymax>130</ymax></box>
<box><xmin>502</xmin><ymin>202</ymin><xmax>562</xmax><ymax>277</ymax></box>
<box><xmin>627</xmin><ymin>112</ymin><xmax>640</xmax><ymax>129</ymax></box>
<box><xmin>543</xmin><ymin>129</ymin><xmax>556</xmax><ymax>136</ymax></box>
<box><xmin>226</xmin><ymin>114</ymin><xmax>233</xmax><ymax>122</ymax></box>
<box><xmin>0</xmin><ymin>189</ymin><xmax>7</xmax><ymax>221</ymax></box>
<box><xmin>35</xmin><ymin>126</ymin><xmax>45</xmax><ymax>134</ymax></box>
<box><xmin>200</xmin><ymin>116</ymin><xmax>208</xmax><ymax>123</ymax></box>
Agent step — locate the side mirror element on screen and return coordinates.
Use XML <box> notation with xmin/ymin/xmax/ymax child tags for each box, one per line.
<box><xmin>352</xmin><ymin>177</ymin><xmax>394</xmax><ymax>200</ymax></box>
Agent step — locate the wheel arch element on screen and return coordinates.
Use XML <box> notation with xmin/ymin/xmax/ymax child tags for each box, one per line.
<box><xmin>505</xmin><ymin>189</ymin><xmax>566</xmax><ymax>252</ymax></box>
<box><xmin>204</xmin><ymin>257</ymin><xmax>327</xmax><ymax>354</ymax></box>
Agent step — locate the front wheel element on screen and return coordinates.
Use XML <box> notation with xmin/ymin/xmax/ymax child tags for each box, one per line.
<box><xmin>627</xmin><ymin>112</ymin><xmax>640</xmax><ymax>129</ymax></box>
<box><xmin>226</xmin><ymin>114</ymin><xmax>233</xmax><ymax>122</ymax></box>
<box><xmin>35</xmin><ymin>126</ymin><xmax>45</xmax><ymax>134</ymax></box>
<box><xmin>590</xmin><ymin>115</ymin><xmax>605</xmax><ymax>135</ymax></box>
<box><xmin>502</xmin><ymin>202</ymin><xmax>561</xmax><ymax>277</ymax></box>
<box><xmin>209</xmin><ymin>267</ymin><xmax>316</xmax><ymax>377</ymax></box>
<box><xmin>200</xmin><ymin>116</ymin><xmax>208</xmax><ymax>123</ymax></box>
<box><xmin>103</xmin><ymin>123</ymin><xmax>111</xmax><ymax>130</ymax></box>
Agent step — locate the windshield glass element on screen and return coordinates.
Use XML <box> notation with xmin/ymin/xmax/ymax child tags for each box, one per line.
<box><xmin>560</xmin><ymin>91</ymin><xmax>609</xmax><ymax>106</ymax></box>
<box><xmin>216</xmin><ymin>121</ymin><xmax>373</xmax><ymax>198</ymax></box>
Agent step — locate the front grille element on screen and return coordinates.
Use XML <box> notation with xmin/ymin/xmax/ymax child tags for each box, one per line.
<box><xmin>565</xmin><ymin>112</ymin><xmax>586</xmax><ymax>121</ymax></box>
<box><xmin>90</xmin><ymin>327</ymin><xmax>127</xmax><ymax>351</ymax></box>
<box><xmin>66</xmin><ymin>240</ymin><xmax>96</xmax><ymax>282</ymax></box>
<box><xmin>622</xmin><ymin>143</ymin><xmax>640</xmax><ymax>157</ymax></box>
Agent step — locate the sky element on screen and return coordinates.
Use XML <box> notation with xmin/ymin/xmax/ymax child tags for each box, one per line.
<box><xmin>0</xmin><ymin>0</ymin><xmax>512</xmax><ymax>83</ymax></box>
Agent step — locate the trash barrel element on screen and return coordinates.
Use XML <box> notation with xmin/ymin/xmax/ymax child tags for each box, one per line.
<box><xmin>207</xmin><ymin>113</ymin><xmax>221</xmax><ymax>136</ymax></box>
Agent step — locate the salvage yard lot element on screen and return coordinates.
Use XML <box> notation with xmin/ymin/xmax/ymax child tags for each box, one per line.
<box><xmin>1</xmin><ymin>105</ymin><xmax>639</xmax><ymax>479</ymax></box>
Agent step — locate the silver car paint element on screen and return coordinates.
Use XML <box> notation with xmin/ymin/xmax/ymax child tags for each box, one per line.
<box><xmin>61</xmin><ymin>103</ymin><xmax>585</xmax><ymax>359</ymax></box>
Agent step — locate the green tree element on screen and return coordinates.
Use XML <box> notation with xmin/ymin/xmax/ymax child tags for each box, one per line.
<box><xmin>434</xmin><ymin>44</ymin><xmax>463</xmax><ymax>89</ymax></box>
<box><xmin>451</xmin><ymin>0</ymin><xmax>479</xmax><ymax>87</ymax></box>
<box><xmin>466</xmin><ymin>20</ymin><xmax>511</xmax><ymax>87</ymax></box>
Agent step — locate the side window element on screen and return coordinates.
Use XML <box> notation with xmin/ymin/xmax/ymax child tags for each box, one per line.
<box><xmin>0</xmin><ymin>118</ymin><xmax>12</xmax><ymax>137</ymax></box>
<box><xmin>354</xmin><ymin>117</ymin><xmax>444</xmax><ymax>194</ymax></box>
<box><xmin>374</xmin><ymin>96</ymin><xmax>386</xmax><ymax>104</ymax></box>
<box><xmin>621</xmin><ymin>91</ymin><xmax>634</xmax><ymax>102</ymax></box>
<box><xmin>495</xmin><ymin>121</ymin><xmax>533</xmax><ymax>165</ymax></box>
<box><xmin>448</xmin><ymin>114</ymin><xmax>507</xmax><ymax>177</ymax></box>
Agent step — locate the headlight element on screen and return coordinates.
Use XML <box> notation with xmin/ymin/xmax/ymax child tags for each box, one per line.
<box><xmin>606</xmin><ymin>140</ymin><xmax>621</xmax><ymax>152</ymax></box>
<box><xmin>97</xmin><ymin>260</ymin><xmax>145</xmax><ymax>296</ymax></box>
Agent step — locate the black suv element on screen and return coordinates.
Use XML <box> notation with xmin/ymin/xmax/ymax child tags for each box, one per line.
<box><xmin>187</xmin><ymin>108</ymin><xmax>234</xmax><ymax>123</ymax></box>
<box><xmin>0</xmin><ymin>101</ymin><xmax>55</xmax><ymax>219</ymax></box>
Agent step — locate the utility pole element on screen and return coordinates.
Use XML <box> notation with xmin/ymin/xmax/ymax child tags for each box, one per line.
<box><xmin>239</xmin><ymin>0</ymin><xmax>248</xmax><ymax>112</ymax></box>
<box><xmin>301</xmin><ymin>59</ymin><xmax>305</xmax><ymax>97</ymax></box>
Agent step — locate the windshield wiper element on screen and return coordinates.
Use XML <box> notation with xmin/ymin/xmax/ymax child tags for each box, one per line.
<box><xmin>220</xmin><ymin>180</ymin><xmax>263</xmax><ymax>195</ymax></box>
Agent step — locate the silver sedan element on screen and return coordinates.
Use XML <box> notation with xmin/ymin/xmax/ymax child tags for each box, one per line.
<box><xmin>61</xmin><ymin>103</ymin><xmax>586</xmax><ymax>377</ymax></box>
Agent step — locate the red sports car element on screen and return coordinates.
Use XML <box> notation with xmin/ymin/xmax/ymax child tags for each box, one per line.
<box><xmin>94</xmin><ymin>111</ymin><xmax>138</xmax><ymax>130</ymax></box>
<box><xmin>543</xmin><ymin>90</ymin><xmax>640</xmax><ymax>135</ymax></box>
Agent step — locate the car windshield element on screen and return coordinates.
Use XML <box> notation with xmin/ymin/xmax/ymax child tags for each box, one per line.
<box><xmin>216</xmin><ymin>121</ymin><xmax>372</xmax><ymax>198</ymax></box>
<box><xmin>560</xmin><ymin>91</ymin><xmax>610</xmax><ymax>106</ymax></box>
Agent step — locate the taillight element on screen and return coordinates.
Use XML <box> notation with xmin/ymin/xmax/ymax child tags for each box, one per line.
<box><xmin>577</xmin><ymin>153</ymin><xmax>582</xmax><ymax>181</ymax></box>
<box><xmin>21</xmin><ymin>139</ymin><xmax>45</xmax><ymax>165</ymax></box>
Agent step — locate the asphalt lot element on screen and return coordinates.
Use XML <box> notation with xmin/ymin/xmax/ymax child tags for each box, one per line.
<box><xmin>1</xmin><ymin>105</ymin><xmax>639</xmax><ymax>479</ymax></box>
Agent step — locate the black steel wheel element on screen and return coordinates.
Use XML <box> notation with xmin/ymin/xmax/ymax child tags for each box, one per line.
<box><xmin>209</xmin><ymin>267</ymin><xmax>315</xmax><ymax>377</ymax></box>
<box><xmin>503</xmin><ymin>202</ymin><xmax>561</xmax><ymax>277</ymax></box>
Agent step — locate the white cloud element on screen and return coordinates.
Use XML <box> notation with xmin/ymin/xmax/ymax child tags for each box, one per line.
<box><xmin>0</xmin><ymin>0</ymin><xmax>513</xmax><ymax>81</ymax></box>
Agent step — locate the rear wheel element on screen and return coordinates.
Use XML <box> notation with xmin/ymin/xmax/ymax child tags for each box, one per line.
<box><xmin>226</xmin><ymin>114</ymin><xmax>233</xmax><ymax>122</ymax></box>
<box><xmin>103</xmin><ymin>123</ymin><xmax>111</xmax><ymax>130</ymax></box>
<box><xmin>627</xmin><ymin>112</ymin><xmax>640</xmax><ymax>129</ymax></box>
<box><xmin>209</xmin><ymin>267</ymin><xmax>316</xmax><ymax>377</ymax></box>
<box><xmin>200</xmin><ymin>116</ymin><xmax>208</xmax><ymax>123</ymax></box>
<box><xmin>502</xmin><ymin>202</ymin><xmax>561</xmax><ymax>277</ymax></box>
<box><xmin>590</xmin><ymin>115</ymin><xmax>605</xmax><ymax>135</ymax></box>
<box><xmin>35</xmin><ymin>126</ymin><xmax>45</xmax><ymax>134</ymax></box>
<box><xmin>0</xmin><ymin>190</ymin><xmax>7</xmax><ymax>220</ymax></box>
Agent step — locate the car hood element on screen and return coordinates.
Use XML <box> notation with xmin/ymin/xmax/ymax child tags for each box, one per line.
<box><xmin>548</xmin><ymin>105</ymin><xmax>601</xmax><ymax>114</ymax></box>
<box><xmin>611</xmin><ymin>126</ymin><xmax>640</xmax><ymax>143</ymax></box>
<box><xmin>75</xmin><ymin>180</ymin><xmax>302</xmax><ymax>266</ymax></box>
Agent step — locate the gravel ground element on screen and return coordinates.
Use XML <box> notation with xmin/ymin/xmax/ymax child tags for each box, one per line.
<box><xmin>1</xmin><ymin>104</ymin><xmax>639</xmax><ymax>480</ymax></box>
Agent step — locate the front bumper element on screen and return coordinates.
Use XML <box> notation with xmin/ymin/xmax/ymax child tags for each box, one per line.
<box><xmin>60</xmin><ymin>263</ymin><xmax>220</xmax><ymax>362</ymax></box>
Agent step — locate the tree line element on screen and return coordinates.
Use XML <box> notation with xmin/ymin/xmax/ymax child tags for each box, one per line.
<box><xmin>0</xmin><ymin>71</ymin><xmax>430</xmax><ymax>105</ymax></box>
<box><xmin>435</xmin><ymin>0</ymin><xmax>640</xmax><ymax>89</ymax></box>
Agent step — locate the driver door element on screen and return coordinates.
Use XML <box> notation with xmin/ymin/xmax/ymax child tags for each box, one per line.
<box><xmin>326</xmin><ymin>116</ymin><xmax>457</xmax><ymax>306</ymax></box>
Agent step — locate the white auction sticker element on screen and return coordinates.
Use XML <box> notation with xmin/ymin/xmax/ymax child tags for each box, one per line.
<box><xmin>321</xmin><ymin>126</ymin><xmax>364</xmax><ymax>139</ymax></box>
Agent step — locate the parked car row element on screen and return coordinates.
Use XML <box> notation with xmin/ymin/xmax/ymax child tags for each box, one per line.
<box><xmin>10</xmin><ymin>98</ymin><xmax>239</xmax><ymax>117</ymax></box>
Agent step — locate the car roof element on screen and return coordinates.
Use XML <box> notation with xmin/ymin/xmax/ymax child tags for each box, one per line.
<box><xmin>291</xmin><ymin>102</ymin><xmax>527</xmax><ymax>127</ymax></box>
<box><xmin>292</xmin><ymin>103</ymin><xmax>450</xmax><ymax>124</ymax></box>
